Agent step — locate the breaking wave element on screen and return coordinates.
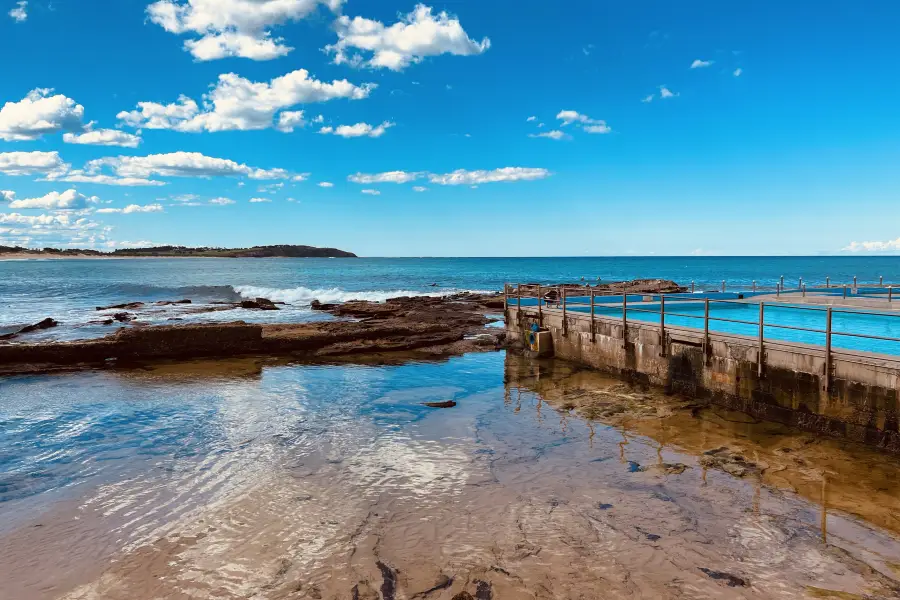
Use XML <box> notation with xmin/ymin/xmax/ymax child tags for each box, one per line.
<box><xmin>233</xmin><ymin>285</ymin><xmax>488</xmax><ymax>306</ymax></box>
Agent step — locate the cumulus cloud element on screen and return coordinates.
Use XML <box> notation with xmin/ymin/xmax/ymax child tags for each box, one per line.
<box><xmin>0</xmin><ymin>212</ymin><xmax>106</xmax><ymax>248</ymax></box>
<box><xmin>554</xmin><ymin>110</ymin><xmax>611</xmax><ymax>134</ymax></box>
<box><xmin>641</xmin><ymin>94</ymin><xmax>654</xmax><ymax>103</ymax></box>
<box><xmin>117</xmin><ymin>70</ymin><xmax>374</xmax><ymax>133</ymax></box>
<box><xmin>526</xmin><ymin>116</ymin><xmax>537</xmax><ymax>122</ymax></box>
<box><xmin>0</xmin><ymin>151</ymin><xmax>68</xmax><ymax>176</ymax></box>
<box><xmin>690</xmin><ymin>59</ymin><xmax>713</xmax><ymax>69</ymax></box>
<box><xmin>249</xmin><ymin>197</ymin><xmax>272</xmax><ymax>203</ymax></box>
<box><xmin>528</xmin><ymin>130</ymin><xmax>568</xmax><ymax>140</ymax></box>
<box><xmin>348</xmin><ymin>170</ymin><xmax>421</xmax><ymax>184</ymax></box>
<box><xmin>319</xmin><ymin>121</ymin><xmax>393</xmax><ymax>138</ymax></box>
<box><xmin>412</xmin><ymin>186</ymin><xmax>428</xmax><ymax>192</ymax></box>
<box><xmin>843</xmin><ymin>238</ymin><xmax>900</xmax><ymax>253</ymax></box>
<box><xmin>96</xmin><ymin>204</ymin><xmax>164</xmax><ymax>214</ymax></box>
<box><xmin>44</xmin><ymin>172</ymin><xmax>166</xmax><ymax>187</ymax></box>
<box><xmin>429</xmin><ymin>167</ymin><xmax>551</xmax><ymax>186</ymax></box>
<box><xmin>318</xmin><ymin>181</ymin><xmax>334</xmax><ymax>188</ymax></box>
<box><xmin>361</xmin><ymin>189</ymin><xmax>381</xmax><ymax>196</ymax></box>
<box><xmin>276</xmin><ymin>110</ymin><xmax>306</xmax><ymax>133</ymax></box>
<box><xmin>75</xmin><ymin>152</ymin><xmax>298</xmax><ymax>183</ymax></box>
<box><xmin>8</xmin><ymin>189</ymin><xmax>99</xmax><ymax>210</ymax></box>
<box><xmin>63</xmin><ymin>128</ymin><xmax>142</xmax><ymax>148</ymax></box>
<box><xmin>326</xmin><ymin>4</ymin><xmax>490</xmax><ymax>71</ymax></box>
<box><xmin>209</xmin><ymin>197</ymin><xmax>236</xmax><ymax>205</ymax></box>
<box><xmin>9</xmin><ymin>0</ymin><xmax>26</xmax><ymax>22</ymax></box>
<box><xmin>146</xmin><ymin>0</ymin><xmax>343</xmax><ymax>61</ymax></box>
<box><xmin>659</xmin><ymin>85</ymin><xmax>678</xmax><ymax>99</ymax></box>
<box><xmin>0</xmin><ymin>89</ymin><xmax>85</xmax><ymax>141</ymax></box>
<box><xmin>1</xmin><ymin>190</ymin><xmax>16</xmax><ymax>202</ymax></box>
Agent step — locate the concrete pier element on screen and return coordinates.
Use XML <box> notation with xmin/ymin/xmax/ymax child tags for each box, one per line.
<box><xmin>506</xmin><ymin>305</ymin><xmax>900</xmax><ymax>453</ymax></box>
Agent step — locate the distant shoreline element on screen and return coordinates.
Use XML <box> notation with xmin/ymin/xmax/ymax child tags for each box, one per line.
<box><xmin>0</xmin><ymin>244</ymin><xmax>357</xmax><ymax>260</ymax></box>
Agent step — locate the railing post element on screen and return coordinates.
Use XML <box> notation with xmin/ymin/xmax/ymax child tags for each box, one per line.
<box><xmin>622</xmin><ymin>293</ymin><xmax>628</xmax><ymax>346</ymax></box>
<box><xmin>590</xmin><ymin>288</ymin><xmax>596</xmax><ymax>342</ymax></box>
<box><xmin>659</xmin><ymin>295</ymin><xmax>666</xmax><ymax>356</ymax></box>
<box><xmin>691</xmin><ymin>281</ymin><xmax>695</xmax><ymax>294</ymax></box>
<box><xmin>562</xmin><ymin>286</ymin><xmax>568</xmax><ymax>336</ymax></box>
<box><xmin>843</xmin><ymin>285</ymin><xmax>847</xmax><ymax>299</ymax></box>
<box><xmin>803</xmin><ymin>284</ymin><xmax>807</xmax><ymax>298</ymax></box>
<box><xmin>777</xmin><ymin>283</ymin><xmax>781</xmax><ymax>298</ymax></box>
<box><xmin>826</xmin><ymin>276</ymin><xmax>830</xmax><ymax>288</ymax></box>
<box><xmin>881</xmin><ymin>276</ymin><xmax>884</xmax><ymax>287</ymax></box>
<box><xmin>517</xmin><ymin>283</ymin><xmax>522</xmax><ymax>309</ymax></box>
<box><xmin>721</xmin><ymin>280</ymin><xmax>726</xmax><ymax>293</ymax></box>
<box><xmin>753</xmin><ymin>280</ymin><xmax>757</xmax><ymax>292</ymax></box>
<box><xmin>503</xmin><ymin>283</ymin><xmax>509</xmax><ymax>313</ymax></box>
<box><xmin>890</xmin><ymin>286</ymin><xmax>894</xmax><ymax>303</ymax></box>
<box><xmin>538</xmin><ymin>285</ymin><xmax>543</xmax><ymax>328</ymax></box>
<box><xmin>758</xmin><ymin>302</ymin><xmax>765</xmax><ymax>379</ymax></box>
<box><xmin>825</xmin><ymin>307</ymin><xmax>833</xmax><ymax>392</ymax></box>
<box><xmin>780</xmin><ymin>275</ymin><xmax>785</xmax><ymax>290</ymax></box>
<box><xmin>853</xmin><ymin>276</ymin><xmax>858</xmax><ymax>292</ymax></box>
<box><xmin>703</xmin><ymin>298</ymin><xmax>710</xmax><ymax>364</ymax></box>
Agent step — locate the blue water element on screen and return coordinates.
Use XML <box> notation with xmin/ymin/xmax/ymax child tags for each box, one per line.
<box><xmin>1</xmin><ymin>255</ymin><xmax>899</xmax><ymax>347</ymax></box>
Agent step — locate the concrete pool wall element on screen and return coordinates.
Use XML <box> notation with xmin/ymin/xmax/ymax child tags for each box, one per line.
<box><xmin>506</xmin><ymin>305</ymin><xmax>900</xmax><ymax>453</ymax></box>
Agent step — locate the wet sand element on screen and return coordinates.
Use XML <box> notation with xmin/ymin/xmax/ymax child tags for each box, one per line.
<box><xmin>2</xmin><ymin>353</ymin><xmax>900</xmax><ymax>599</ymax></box>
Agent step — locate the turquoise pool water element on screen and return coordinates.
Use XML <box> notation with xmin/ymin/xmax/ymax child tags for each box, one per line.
<box><xmin>535</xmin><ymin>297</ymin><xmax>900</xmax><ymax>356</ymax></box>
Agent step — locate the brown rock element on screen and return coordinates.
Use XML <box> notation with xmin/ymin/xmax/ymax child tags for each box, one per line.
<box><xmin>96</xmin><ymin>302</ymin><xmax>144</xmax><ymax>311</ymax></box>
<box><xmin>0</xmin><ymin>318</ymin><xmax>59</xmax><ymax>341</ymax></box>
<box><xmin>422</xmin><ymin>401</ymin><xmax>457</xmax><ymax>408</ymax></box>
<box><xmin>240</xmin><ymin>298</ymin><xmax>280</xmax><ymax>311</ymax></box>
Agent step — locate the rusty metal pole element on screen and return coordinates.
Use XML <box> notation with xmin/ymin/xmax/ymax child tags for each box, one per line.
<box><xmin>691</xmin><ymin>281</ymin><xmax>695</xmax><ymax>294</ymax></box>
<box><xmin>803</xmin><ymin>284</ymin><xmax>807</xmax><ymax>298</ymax></box>
<box><xmin>703</xmin><ymin>298</ymin><xmax>710</xmax><ymax>363</ymax></box>
<box><xmin>853</xmin><ymin>276</ymin><xmax>858</xmax><ymax>292</ymax></box>
<box><xmin>890</xmin><ymin>286</ymin><xmax>894</xmax><ymax>303</ymax></box>
<box><xmin>517</xmin><ymin>283</ymin><xmax>522</xmax><ymax>309</ymax></box>
<box><xmin>753</xmin><ymin>280</ymin><xmax>757</xmax><ymax>292</ymax></box>
<box><xmin>799</xmin><ymin>277</ymin><xmax>803</xmax><ymax>289</ymax></box>
<box><xmin>659</xmin><ymin>295</ymin><xmax>666</xmax><ymax>356</ymax></box>
<box><xmin>538</xmin><ymin>285</ymin><xmax>543</xmax><ymax>328</ymax></box>
<box><xmin>843</xmin><ymin>285</ymin><xmax>847</xmax><ymax>299</ymax></box>
<box><xmin>722</xmin><ymin>280</ymin><xmax>726</xmax><ymax>293</ymax></box>
<box><xmin>780</xmin><ymin>275</ymin><xmax>785</xmax><ymax>290</ymax></box>
<box><xmin>503</xmin><ymin>283</ymin><xmax>508</xmax><ymax>312</ymax></box>
<box><xmin>622</xmin><ymin>292</ymin><xmax>628</xmax><ymax>346</ymax></box>
<box><xmin>590</xmin><ymin>288</ymin><xmax>596</xmax><ymax>342</ymax></box>
<box><xmin>826</xmin><ymin>276</ymin><xmax>830</xmax><ymax>288</ymax></box>
<box><xmin>562</xmin><ymin>286</ymin><xmax>568</xmax><ymax>336</ymax></box>
<box><xmin>758</xmin><ymin>302</ymin><xmax>765</xmax><ymax>379</ymax></box>
<box><xmin>825</xmin><ymin>307</ymin><xmax>833</xmax><ymax>392</ymax></box>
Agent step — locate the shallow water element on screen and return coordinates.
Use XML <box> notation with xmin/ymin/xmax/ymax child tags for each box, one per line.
<box><xmin>1</xmin><ymin>352</ymin><xmax>900</xmax><ymax>599</ymax></box>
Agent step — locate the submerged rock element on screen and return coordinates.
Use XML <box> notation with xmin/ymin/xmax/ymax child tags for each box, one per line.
<box><xmin>699</xmin><ymin>447</ymin><xmax>762</xmax><ymax>478</ymax></box>
<box><xmin>422</xmin><ymin>401</ymin><xmax>457</xmax><ymax>408</ymax></box>
<box><xmin>240</xmin><ymin>298</ymin><xmax>280</xmax><ymax>311</ymax></box>
<box><xmin>698</xmin><ymin>567</ymin><xmax>749</xmax><ymax>587</ymax></box>
<box><xmin>96</xmin><ymin>302</ymin><xmax>144</xmax><ymax>311</ymax></box>
<box><xmin>0</xmin><ymin>318</ymin><xmax>59</xmax><ymax>341</ymax></box>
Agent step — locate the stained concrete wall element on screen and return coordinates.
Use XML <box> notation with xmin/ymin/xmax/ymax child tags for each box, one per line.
<box><xmin>506</xmin><ymin>306</ymin><xmax>900</xmax><ymax>453</ymax></box>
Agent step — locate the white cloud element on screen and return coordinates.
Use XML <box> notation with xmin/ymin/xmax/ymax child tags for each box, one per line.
<box><xmin>326</xmin><ymin>4</ymin><xmax>490</xmax><ymax>71</ymax></box>
<box><xmin>554</xmin><ymin>110</ymin><xmax>610</xmax><ymax>134</ymax></box>
<box><xmin>659</xmin><ymin>85</ymin><xmax>678</xmax><ymax>99</ymax></box>
<box><xmin>318</xmin><ymin>181</ymin><xmax>334</xmax><ymax>188</ymax></box>
<box><xmin>348</xmin><ymin>171</ymin><xmax>420</xmax><ymax>184</ymax></box>
<box><xmin>361</xmin><ymin>189</ymin><xmax>381</xmax><ymax>196</ymax></box>
<box><xmin>8</xmin><ymin>0</ymin><xmax>26</xmax><ymax>22</ymax></box>
<box><xmin>526</xmin><ymin>116</ymin><xmax>537</xmax><ymax>122</ymax></box>
<box><xmin>0</xmin><ymin>212</ymin><xmax>106</xmax><ymax>248</ymax></box>
<box><xmin>641</xmin><ymin>94</ymin><xmax>654</xmax><ymax>103</ymax></box>
<box><xmin>412</xmin><ymin>186</ymin><xmax>428</xmax><ymax>192</ymax></box>
<box><xmin>63</xmin><ymin>128</ymin><xmax>142</xmax><ymax>148</ymax></box>
<box><xmin>97</xmin><ymin>204</ymin><xmax>164</xmax><ymax>214</ymax></box>
<box><xmin>44</xmin><ymin>172</ymin><xmax>165</xmax><ymax>187</ymax></box>
<box><xmin>0</xmin><ymin>89</ymin><xmax>85</xmax><ymax>141</ymax></box>
<box><xmin>78</xmin><ymin>152</ymin><xmax>298</xmax><ymax>182</ymax></box>
<box><xmin>209</xmin><ymin>197</ymin><xmax>236</xmax><ymax>205</ymax></box>
<box><xmin>319</xmin><ymin>121</ymin><xmax>393</xmax><ymax>138</ymax></box>
<box><xmin>146</xmin><ymin>0</ymin><xmax>343</xmax><ymax>61</ymax></box>
<box><xmin>117</xmin><ymin>70</ymin><xmax>374</xmax><ymax>133</ymax></box>
<box><xmin>0</xmin><ymin>151</ymin><xmax>68</xmax><ymax>176</ymax></box>
<box><xmin>276</xmin><ymin>110</ymin><xmax>306</xmax><ymax>133</ymax></box>
<box><xmin>8</xmin><ymin>189</ymin><xmax>98</xmax><ymax>210</ymax></box>
<box><xmin>249</xmin><ymin>197</ymin><xmax>271</xmax><ymax>203</ymax></box>
<box><xmin>734</xmin><ymin>68</ymin><xmax>743</xmax><ymax>77</ymax></box>
<box><xmin>258</xmin><ymin>182</ymin><xmax>284</xmax><ymax>193</ymax></box>
<box><xmin>429</xmin><ymin>167</ymin><xmax>551</xmax><ymax>186</ymax></box>
<box><xmin>843</xmin><ymin>238</ymin><xmax>900</xmax><ymax>253</ymax></box>
<box><xmin>690</xmin><ymin>59</ymin><xmax>713</xmax><ymax>69</ymax></box>
<box><xmin>528</xmin><ymin>130</ymin><xmax>568</xmax><ymax>140</ymax></box>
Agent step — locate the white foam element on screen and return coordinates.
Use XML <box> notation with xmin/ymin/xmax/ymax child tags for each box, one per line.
<box><xmin>233</xmin><ymin>285</ymin><xmax>489</xmax><ymax>305</ymax></box>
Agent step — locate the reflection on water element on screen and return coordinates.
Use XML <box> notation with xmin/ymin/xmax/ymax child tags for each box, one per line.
<box><xmin>1</xmin><ymin>352</ymin><xmax>900</xmax><ymax>599</ymax></box>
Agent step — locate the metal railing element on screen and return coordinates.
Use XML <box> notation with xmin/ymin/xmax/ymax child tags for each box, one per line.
<box><xmin>502</xmin><ymin>282</ymin><xmax>900</xmax><ymax>389</ymax></box>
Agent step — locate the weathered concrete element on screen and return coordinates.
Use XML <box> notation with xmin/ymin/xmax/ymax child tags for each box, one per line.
<box><xmin>506</xmin><ymin>306</ymin><xmax>900</xmax><ymax>453</ymax></box>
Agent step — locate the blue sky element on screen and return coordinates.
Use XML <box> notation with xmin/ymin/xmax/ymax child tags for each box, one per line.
<box><xmin>1</xmin><ymin>0</ymin><xmax>899</xmax><ymax>257</ymax></box>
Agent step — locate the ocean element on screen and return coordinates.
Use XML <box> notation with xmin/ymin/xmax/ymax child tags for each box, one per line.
<box><xmin>2</xmin><ymin>255</ymin><xmax>899</xmax><ymax>341</ymax></box>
